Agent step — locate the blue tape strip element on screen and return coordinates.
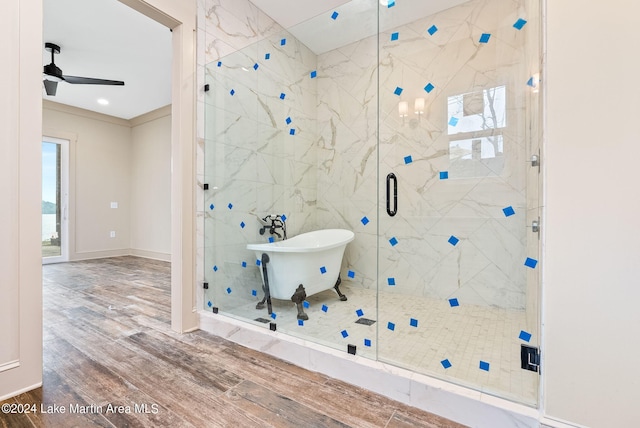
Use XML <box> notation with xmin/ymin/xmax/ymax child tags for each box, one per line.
<box><xmin>410</xmin><ymin>318</ymin><xmax>418</xmax><ymax>327</ymax></box>
<box><xmin>271</xmin><ymin>312</ymin><xmax>277</xmax><ymax>319</ymax></box>
<box><xmin>207</xmin><ymin>301</ymin><xmax>212</xmax><ymax>308</ymax></box>
<box><xmin>298</xmin><ymin>319</ymin><xmax>304</xmax><ymax>326</ymax></box>
<box><xmin>209</xmin><ymin>204</ymin><xmax>214</xmax><ymax>210</ymax></box>
<box><xmin>251</xmin><ymin>290</ymin><xmax>257</xmax><ymax>296</ymax></box>
<box><xmin>226</xmin><ymin>287</ymin><xmax>232</xmax><ymax>294</ymax></box>
<box><xmin>280</xmin><ymin>93</ymin><xmax>286</xmax><ymax>100</ymax></box>
<box><xmin>230</xmin><ymin>89</ymin><xmax>235</xmax><ymax>96</ymax></box>
<box><xmin>253</xmin><ymin>63</ymin><xmax>259</xmax><ymax>71</ymax></box>
<box><xmin>347</xmin><ymin>270</ymin><xmax>355</xmax><ymax>278</ymax></box>
<box><xmin>503</xmin><ymin>206</ymin><xmax>515</xmax><ymax>217</ymax></box>
<box><xmin>213</xmin><ymin>265</ymin><xmax>218</xmax><ymax>272</ymax></box>
<box><xmin>280</xmin><ymin>38</ymin><xmax>286</xmax><ymax>46</ymax></box>
<box><xmin>387</xmin><ymin>277</ymin><xmax>396</xmax><ymax>286</ymax></box>
<box><xmin>310</xmin><ymin>70</ymin><xmax>317</xmax><ymax>78</ymax></box>
<box><xmin>361</xmin><ymin>216</ymin><xmax>370</xmax><ymax>225</ymax></box>
<box><xmin>364</xmin><ymin>338</ymin><xmax>372</xmax><ymax>347</ymax></box>
<box><xmin>391</xmin><ymin>32</ymin><xmax>399</xmax><ymax>41</ymax></box>
<box><xmin>449</xmin><ymin>298</ymin><xmax>459</xmax><ymax>307</ymax></box>
<box><xmin>513</xmin><ymin>18</ymin><xmax>527</xmax><ymax>30</ymax></box>
<box><xmin>394</xmin><ymin>86</ymin><xmax>403</xmax><ymax>96</ymax></box>
<box><xmin>387</xmin><ymin>322</ymin><xmax>395</xmax><ymax>331</ymax></box>
<box><xmin>285</xmin><ymin>116</ymin><xmax>292</xmax><ymax>124</ymax></box>
<box><xmin>479</xmin><ymin>33</ymin><xmax>491</xmax><ymax>43</ymax></box>
<box><xmin>303</xmin><ymin>301</ymin><xmax>310</xmax><ymax>309</ymax></box>
<box><xmin>527</xmin><ymin>77</ymin><xmax>535</xmax><ymax>87</ymax></box>
<box><xmin>289</xmin><ymin>129</ymin><xmax>296</xmax><ymax>135</ymax></box>
<box><xmin>268</xmin><ymin>237</ymin><xmax>274</xmax><ymax>243</ymax></box>
<box><xmin>388</xmin><ymin>0</ymin><xmax>395</xmax><ymax>7</ymax></box>
<box><xmin>240</xmin><ymin>221</ymin><xmax>246</xmax><ymax>228</ymax></box>
<box><xmin>322</xmin><ymin>304</ymin><xmax>328</xmax><ymax>312</ymax></box>
<box><xmin>256</xmin><ymin>259</ymin><xmax>261</xmax><ymax>266</ymax></box>
<box><xmin>404</xmin><ymin>155</ymin><xmax>413</xmax><ymax>164</ymax></box>
<box><xmin>389</xmin><ymin>237</ymin><xmax>398</xmax><ymax>246</ymax></box>
<box><xmin>341</xmin><ymin>330</ymin><xmax>348</xmax><ymax>338</ymax></box>
<box><xmin>331</xmin><ymin>11</ymin><xmax>339</xmax><ymax>20</ymax></box>
<box><xmin>424</xmin><ymin>83</ymin><xmax>435</xmax><ymax>93</ymax></box>
<box><xmin>281</xmin><ymin>214</ymin><xmax>287</xmax><ymax>221</ymax></box>
<box><xmin>479</xmin><ymin>361</ymin><xmax>490</xmax><ymax>371</ymax></box>
<box><xmin>356</xmin><ymin>309</ymin><xmax>364</xmax><ymax>317</ymax></box>
<box><xmin>427</xmin><ymin>25</ymin><xmax>438</xmax><ymax>36</ymax></box>
<box><xmin>519</xmin><ymin>330</ymin><xmax>532</xmax><ymax>342</ymax></box>
<box><xmin>217</xmin><ymin>61</ymin><xmax>222</xmax><ymax>67</ymax></box>
<box><xmin>441</xmin><ymin>359</ymin><xmax>452</xmax><ymax>369</ymax></box>
<box><xmin>320</xmin><ymin>266</ymin><xmax>327</xmax><ymax>274</ymax></box>
<box><xmin>265</xmin><ymin>53</ymin><xmax>270</xmax><ymax>60</ymax></box>
<box><xmin>449</xmin><ymin>116</ymin><xmax>459</xmax><ymax>126</ymax></box>
<box><xmin>448</xmin><ymin>235</ymin><xmax>459</xmax><ymax>246</ymax></box>
<box><xmin>228</xmin><ymin>203</ymin><xmax>233</xmax><ymax>209</ymax></box>
<box><xmin>440</xmin><ymin>171</ymin><xmax>449</xmax><ymax>180</ymax></box>
<box><xmin>524</xmin><ymin>257</ymin><xmax>538</xmax><ymax>269</ymax></box>
<box><xmin>241</xmin><ymin>261</ymin><xmax>247</xmax><ymax>268</ymax></box>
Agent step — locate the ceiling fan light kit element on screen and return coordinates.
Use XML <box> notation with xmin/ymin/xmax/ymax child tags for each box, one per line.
<box><xmin>42</xmin><ymin>42</ymin><xmax>125</xmax><ymax>96</ymax></box>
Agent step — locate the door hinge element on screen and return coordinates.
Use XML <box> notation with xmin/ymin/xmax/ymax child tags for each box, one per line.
<box><xmin>521</xmin><ymin>345</ymin><xmax>541</xmax><ymax>373</ymax></box>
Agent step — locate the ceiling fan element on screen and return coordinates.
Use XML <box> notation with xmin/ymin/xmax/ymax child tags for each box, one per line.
<box><xmin>43</xmin><ymin>42</ymin><xmax>125</xmax><ymax>96</ymax></box>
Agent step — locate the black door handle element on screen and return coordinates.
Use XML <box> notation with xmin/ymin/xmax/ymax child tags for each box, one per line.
<box><xmin>386</xmin><ymin>173</ymin><xmax>397</xmax><ymax>217</ymax></box>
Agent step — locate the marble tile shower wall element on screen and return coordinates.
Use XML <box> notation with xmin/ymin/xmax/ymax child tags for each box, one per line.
<box><xmin>197</xmin><ymin>0</ymin><xmax>539</xmax><ymax>311</ymax></box>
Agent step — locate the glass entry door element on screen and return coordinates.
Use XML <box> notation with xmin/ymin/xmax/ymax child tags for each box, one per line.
<box><xmin>42</xmin><ymin>137</ymin><xmax>69</xmax><ymax>263</ymax></box>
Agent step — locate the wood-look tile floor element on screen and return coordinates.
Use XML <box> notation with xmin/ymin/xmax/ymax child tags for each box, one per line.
<box><xmin>1</xmin><ymin>256</ymin><xmax>466</xmax><ymax>428</ymax></box>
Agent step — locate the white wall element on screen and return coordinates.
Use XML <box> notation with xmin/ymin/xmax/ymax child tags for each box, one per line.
<box><xmin>543</xmin><ymin>2</ymin><xmax>640</xmax><ymax>427</ymax></box>
<box><xmin>130</xmin><ymin>105</ymin><xmax>172</xmax><ymax>260</ymax></box>
<box><xmin>0</xmin><ymin>0</ymin><xmax>43</xmax><ymax>401</ymax></box>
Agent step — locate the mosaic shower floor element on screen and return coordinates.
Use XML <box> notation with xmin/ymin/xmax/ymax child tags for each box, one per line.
<box><xmin>217</xmin><ymin>282</ymin><xmax>539</xmax><ymax>406</ymax></box>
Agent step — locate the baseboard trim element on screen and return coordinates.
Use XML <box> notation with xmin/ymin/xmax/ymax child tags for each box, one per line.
<box><xmin>0</xmin><ymin>382</ymin><xmax>43</xmax><ymax>402</ymax></box>
<box><xmin>129</xmin><ymin>248</ymin><xmax>171</xmax><ymax>262</ymax></box>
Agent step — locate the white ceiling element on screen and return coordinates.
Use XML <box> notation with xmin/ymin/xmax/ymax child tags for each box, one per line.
<box><xmin>43</xmin><ymin>0</ymin><xmax>172</xmax><ymax>120</ymax></box>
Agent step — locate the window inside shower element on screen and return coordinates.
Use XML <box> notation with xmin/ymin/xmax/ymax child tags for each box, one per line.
<box><xmin>202</xmin><ymin>0</ymin><xmax>542</xmax><ymax>406</ymax></box>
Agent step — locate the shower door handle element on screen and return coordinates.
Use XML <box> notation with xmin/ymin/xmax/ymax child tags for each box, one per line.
<box><xmin>386</xmin><ymin>173</ymin><xmax>397</xmax><ymax>217</ymax></box>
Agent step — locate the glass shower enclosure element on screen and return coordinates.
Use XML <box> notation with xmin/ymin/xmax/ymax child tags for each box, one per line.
<box><xmin>203</xmin><ymin>0</ymin><xmax>542</xmax><ymax>406</ymax></box>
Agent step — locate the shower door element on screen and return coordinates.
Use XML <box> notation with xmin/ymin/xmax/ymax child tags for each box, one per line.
<box><xmin>375</xmin><ymin>0</ymin><xmax>542</xmax><ymax>405</ymax></box>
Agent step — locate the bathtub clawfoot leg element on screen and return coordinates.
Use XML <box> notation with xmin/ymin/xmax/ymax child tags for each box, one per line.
<box><xmin>334</xmin><ymin>275</ymin><xmax>347</xmax><ymax>301</ymax></box>
<box><xmin>291</xmin><ymin>284</ymin><xmax>308</xmax><ymax>320</ymax></box>
<box><xmin>256</xmin><ymin>293</ymin><xmax>266</xmax><ymax>310</ymax></box>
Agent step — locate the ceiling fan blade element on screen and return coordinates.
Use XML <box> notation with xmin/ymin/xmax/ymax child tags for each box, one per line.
<box><xmin>62</xmin><ymin>75</ymin><xmax>125</xmax><ymax>86</ymax></box>
<box><xmin>43</xmin><ymin>80</ymin><xmax>58</xmax><ymax>96</ymax></box>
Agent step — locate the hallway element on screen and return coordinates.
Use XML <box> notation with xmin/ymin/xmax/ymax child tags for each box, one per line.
<box><xmin>1</xmin><ymin>257</ymin><xmax>463</xmax><ymax>427</ymax></box>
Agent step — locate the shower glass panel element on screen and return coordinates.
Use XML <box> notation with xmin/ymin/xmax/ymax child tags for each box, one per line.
<box><xmin>203</xmin><ymin>0</ymin><xmax>541</xmax><ymax>406</ymax></box>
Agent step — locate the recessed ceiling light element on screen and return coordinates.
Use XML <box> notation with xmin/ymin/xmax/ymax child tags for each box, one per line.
<box><xmin>97</xmin><ymin>98</ymin><xmax>109</xmax><ymax>105</ymax></box>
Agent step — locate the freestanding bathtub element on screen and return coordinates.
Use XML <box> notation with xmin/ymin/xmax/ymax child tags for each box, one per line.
<box><xmin>247</xmin><ymin>229</ymin><xmax>354</xmax><ymax>320</ymax></box>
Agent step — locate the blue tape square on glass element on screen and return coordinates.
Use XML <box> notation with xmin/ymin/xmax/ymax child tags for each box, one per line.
<box><xmin>230</xmin><ymin>89</ymin><xmax>235</xmax><ymax>96</ymax></box>
<box><xmin>209</xmin><ymin>203</ymin><xmax>214</xmax><ymax>210</ymax></box>
<box><xmin>441</xmin><ymin>359</ymin><xmax>452</xmax><ymax>369</ymax></box>
<box><xmin>289</xmin><ymin>129</ymin><xmax>296</xmax><ymax>136</ymax></box>
<box><xmin>253</xmin><ymin>63</ymin><xmax>259</xmax><ymax>71</ymax></box>
<box><xmin>519</xmin><ymin>330</ymin><xmax>532</xmax><ymax>342</ymax></box>
<box><xmin>387</xmin><ymin>322</ymin><xmax>396</xmax><ymax>331</ymax></box>
<box><xmin>256</xmin><ymin>259</ymin><xmax>261</xmax><ymax>266</ymax></box>
<box><xmin>280</xmin><ymin>93</ymin><xmax>286</xmax><ymax>100</ymax></box>
<box><xmin>280</xmin><ymin>38</ymin><xmax>286</xmax><ymax>46</ymax></box>
<box><xmin>268</xmin><ymin>237</ymin><xmax>274</xmax><ymax>243</ymax></box>
<box><xmin>320</xmin><ymin>266</ymin><xmax>327</xmax><ymax>274</ymax></box>
<box><xmin>341</xmin><ymin>330</ymin><xmax>348</xmax><ymax>338</ymax></box>
<box><xmin>240</xmin><ymin>221</ymin><xmax>245</xmax><ymax>228</ymax></box>
<box><xmin>364</xmin><ymin>338</ymin><xmax>372</xmax><ymax>347</ymax></box>
<box><xmin>271</xmin><ymin>312</ymin><xmax>277</xmax><ymax>319</ymax></box>
<box><xmin>427</xmin><ymin>25</ymin><xmax>438</xmax><ymax>36</ymax></box>
<box><xmin>448</xmin><ymin>235</ymin><xmax>459</xmax><ymax>246</ymax></box>
<box><xmin>217</xmin><ymin>61</ymin><xmax>222</xmax><ymax>67</ymax></box>
<box><xmin>424</xmin><ymin>83</ymin><xmax>435</xmax><ymax>93</ymax></box>
<box><xmin>391</xmin><ymin>32</ymin><xmax>399</xmax><ymax>41</ymax></box>
<box><xmin>331</xmin><ymin>11</ymin><xmax>339</xmax><ymax>20</ymax></box>
<box><xmin>479</xmin><ymin>33</ymin><xmax>491</xmax><ymax>44</ymax></box>
<box><xmin>251</xmin><ymin>289</ymin><xmax>257</xmax><ymax>296</ymax></box>
<box><xmin>298</xmin><ymin>319</ymin><xmax>304</xmax><ymax>326</ymax></box>
<box><xmin>503</xmin><ymin>206</ymin><xmax>515</xmax><ymax>217</ymax></box>
<box><xmin>322</xmin><ymin>304</ymin><xmax>328</xmax><ymax>312</ymax></box>
<box><xmin>265</xmin><ymin>53</ymin><xmax>270</xmax><ymax>60</ymax></box>
<box><xmin>303</xmin><ymin>301</ymin><xmax>310</xmax><ymax>309</ymax></box>
<box><xmin>524</xmin><ymin>257</ymin><xmax>538</xmax><ymax>269</ymax></box>
<box><xmin>449</xmin><ymin>116</ymin><xmax>459</xmax><ymax>126</ymax></box>
<box><xmin>387</xmin><ymin>0</ymin><xmax>395</xmax><ymax>7</ymax></box>
<box><xmin>527</xmin><ymin>77</ymin><xmax>536</xmax><ymax>87</ymax></box>
<box><xmin>513</xmin><ymin>18</ymin><xmax>528</xmax><ymax>30</ymax></box>
<box><xmin>285</xmin><ymin>116</ymin><xmax>292</xmax><ymax>125</ymax></box>
<box><xmin>361</xmin><ymin>216</ymin><xmax>370</xmax><ymax>226</ymax></box>
<box><xmin>387</xmin><ymin>277</ymin><xmax>396</xmax><ymax>286</ymax></box>
<box><xmin>226</xmin><ymin>287</ymin><xmax>232</xmax><ymax>294</ymax></box>
<box><xmin>410</xmin><ymin>318</ymin><xmax>418</xmax><ymax>328</ymax></box>
<box><xmin>404</xmin><ymin>155</ymin><xmax>413</xmax><ymax>164</ymax></box>
<box><xmin>440</xmin><ymin>171</ymin><xmax>449</xmax><ymax>180</ymax></box>
<box><xmin>207</xmin><ymin>301</ymin><xmax>212</xmax><ymax>308</ymax></box>
<box><xmin>356</xmin><ymin>309</ymin><xmax>364</xmax><ymax>317</ymax></box>
<box><xmin>389</xmin><ymin>237</ymin><xmax>398</xmax><ymax>247</ymax></box>
<box><xmin>228</xmin><ymin>203</ymin><xmax>233</xmax><ymax>209</ymax></box>
<box><xmin>310</xmin><ymin>70</ymin><xmax>317</xmax><ymax>78</ymax></box>
<box><xmin>479</xmin><ymin>361</ymin><xmax>490</xmax><ymax>371</ymax></box>
<box><xmin>394</xmin><ymin>86</ymin><xmax>404</xmax><ymax>96</ymax></box>
<box><xmin>241</xmin><ymin>261</ymin><xmax>247</xmax><ymax>268</ymax></box>
<box><xmin>213</xmin><ymin>265</ymin><xmax>218</xmax><ymax>272</ymax></box>
<box><xmin>449</xmin><ymin>298</ymin><xmax>460</xmax><ymax>307</ymax></box>
<box><xmin>347</xmin><ymin>270</ymin><xmax>355</xmax><ymax>278</ymax></box>
<box><xmin>281</xmin><ymin>214</ymin><xmax>287</xmax><ymax>221</ymax></box>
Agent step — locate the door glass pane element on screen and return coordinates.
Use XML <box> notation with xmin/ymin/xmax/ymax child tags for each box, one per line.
<box><xmin>42</xmin><ymin>142</ymin><xmax>61</xmax><ymax>258</ymax></box>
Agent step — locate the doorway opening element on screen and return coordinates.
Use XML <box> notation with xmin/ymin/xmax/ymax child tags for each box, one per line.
<box><xmin>42</xmin><ymin>136</ymin><xmax>69</xmax><ymax>264</ymax></box>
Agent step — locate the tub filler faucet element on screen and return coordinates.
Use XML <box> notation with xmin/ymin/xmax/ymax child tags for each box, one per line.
<box><xmin>256</xmin><ymin>214</ymin><xmax>287</xmax><ymax>240</ymax></box>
